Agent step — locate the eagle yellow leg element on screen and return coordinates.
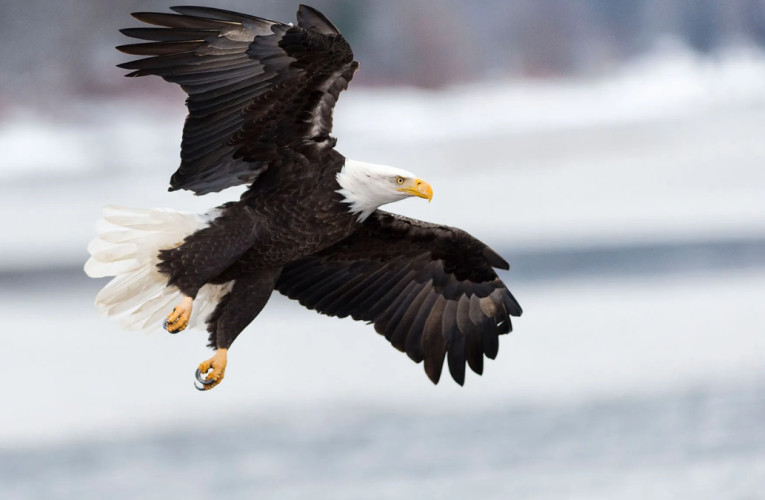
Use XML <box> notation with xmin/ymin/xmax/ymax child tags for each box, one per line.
<box><xmin>195</xmin><ymin>349</ymin><xmax>228</xmax><ymax>391</ymax></box>
<box><xmin>164</xmin><ymin>296</ymin><xmax>193</xmax><ymax>333</ymax></box>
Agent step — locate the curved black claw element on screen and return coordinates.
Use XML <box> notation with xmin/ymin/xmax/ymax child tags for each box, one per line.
<box><xmin>195</xmin><ymin>368</ymin><xmax>215</xmax><ymax>385</ymax></box>
<box><xmin>194</xmin><ymin>381</ymin><xmax>207</xmax><ymax>391</ymax></box>
<box><xmin>163</xmin><ymin>318</ymin><xmax>178</xmax><ymax>334</ymax></box>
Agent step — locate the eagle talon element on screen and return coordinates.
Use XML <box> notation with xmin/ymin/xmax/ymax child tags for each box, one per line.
<box><xmin>193</xmin><ymin>349</ymin><xmax>228</xmax><ymax>391</ymax></box>
<box><xmin>194</xmin><ymin>381</ymin><xmax>207</xmax><ymax>391</ymax></box>
<box><xmin>165</xmin><ymin>296</ymin><xmax>193</xmax><ymax>333</ymax></box>
<box><xmin>195</xmin><ymin>368</ymin><xmax>214</xmax><ymax>385</ymax></box>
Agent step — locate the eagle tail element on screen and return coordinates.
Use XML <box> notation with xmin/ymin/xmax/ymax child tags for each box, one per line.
<box><xmin>84</xmin><ymin>206</ymin><xmax>232</xmax><ymax>332</ymax></box>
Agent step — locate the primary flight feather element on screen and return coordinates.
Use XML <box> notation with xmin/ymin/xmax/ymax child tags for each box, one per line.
<box><xmin>85</xmin><ymin>4</ymin><xmax>522</xmax><ymax>390</ymax></box>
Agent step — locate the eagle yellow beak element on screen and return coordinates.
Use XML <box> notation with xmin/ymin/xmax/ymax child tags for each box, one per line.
<box><xmin>399</xmin><ymin>178</ymin><xmax>433</xmax><ymax>202</ymax></box>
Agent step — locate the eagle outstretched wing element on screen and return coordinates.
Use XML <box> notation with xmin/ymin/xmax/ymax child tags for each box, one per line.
<box><xmin>276</xmin><ymin>211</ymin><xmax>523</xmax><ymax>385</ymax></box>
<box><xmin>117</xmin><ymin>5</ymin><xmax>359</xmax><ymax>195</ymax></box>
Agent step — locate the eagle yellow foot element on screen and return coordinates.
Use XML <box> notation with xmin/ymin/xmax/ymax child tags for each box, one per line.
<box><xmin>195</xmin><ymin>349</ymin><xmax>228</xmax><ymax>391</ymax></box>
<box><xmin>164</xmin><ymin>296</ymin><xmax>193</xmax><ymax>333</ymax></box>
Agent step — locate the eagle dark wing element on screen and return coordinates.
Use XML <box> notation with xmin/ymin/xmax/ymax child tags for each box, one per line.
<box><xmin>276</xmin><ymin>211</ymin><xmax>523</xmax><ymax>385</ymax></box>
<box><xmin>117</xmin><ymin>5</ymin><xmax>359</xmax><ymax>195</ymax></box>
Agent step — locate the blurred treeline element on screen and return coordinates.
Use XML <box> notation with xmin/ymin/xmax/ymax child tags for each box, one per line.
<box><xmin>2</xmin><ymin>0</ymin><xmax>765</xmax><ymax>106</ymax></box>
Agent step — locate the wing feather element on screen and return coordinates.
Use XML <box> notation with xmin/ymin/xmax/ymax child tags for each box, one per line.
<box><xmin>118</xmin><ymin>5</ymin><xmax>359</xmax><ymax>195</ymax></box>
<box><xmin>169</xmin><ymin>6</ymin><xmax>279</xmax><ymax>24</ymax></box>
<box><xmin>389</xmin><ymin>283</ymin><xmax>433</xmax><ymax>352</ymax></box>
<box><xmin>422</xmin><ymin>297</ymin><xmax>448</xmax><ymax>384</ymax></box>
<box><xmin>404</xmin><ymin>290</ymin><xmax>440</xmax><ymax>363</ymax></box>
<box><xmin>276</xmin><ymin>211</ymin><xmax>522</xmax><ymax>385</ymax></box>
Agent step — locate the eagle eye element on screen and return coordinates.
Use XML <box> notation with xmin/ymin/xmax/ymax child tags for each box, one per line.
<box><xmin>395</xmin><ymin>176</ymin><xmax>405</xmax><ymax>185</ymax></box>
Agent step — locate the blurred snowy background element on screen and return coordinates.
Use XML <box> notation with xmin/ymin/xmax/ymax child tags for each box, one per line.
<box><xmin>2</xmin><ymin>1</ymin><xmax>765</xmax><ymax>499</ymax></box>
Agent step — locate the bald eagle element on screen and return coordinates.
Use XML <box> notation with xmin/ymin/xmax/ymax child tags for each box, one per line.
<box><xmin>85</xmin><ymin>5</ymin><xmax>522</xmax><ymax>390</ymax></box>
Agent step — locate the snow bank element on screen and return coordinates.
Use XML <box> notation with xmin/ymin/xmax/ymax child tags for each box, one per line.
<box><xmin>336</xmin><ymin>45</ymin><xmax>765</xmax><ymax>142</ymax></box>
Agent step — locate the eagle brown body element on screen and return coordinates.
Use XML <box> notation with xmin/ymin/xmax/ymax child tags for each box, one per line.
<box><xmin>157</xmin><ymin>148</ymin><xmax>359</xmax><ymax>351</ymax></box>
<box><xmin>91</xmin><ymin>4</ymin><xmax>522</xmax><ymax>389</ymax></box>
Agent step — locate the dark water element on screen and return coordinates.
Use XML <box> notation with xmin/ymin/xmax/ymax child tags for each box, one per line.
<box><xmin>2</xmin><ymin>380</ymin><xmax>764</xmax><ymax>500</ymax></box>
<box><xmin>3</xmin><ymin>236</ymin><xmax>765</xmax><ymax>291</ymax></box>
<box><xmin>504</xmin><ymin>236</ymin><xmax>765</xmax><ymax>282</ymax></box>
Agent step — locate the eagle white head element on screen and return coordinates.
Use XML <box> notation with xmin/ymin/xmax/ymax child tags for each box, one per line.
<box><xmin>336</xmin><ymin>159</ymin><xmax>434</xmax><ymax>221</ymax></box>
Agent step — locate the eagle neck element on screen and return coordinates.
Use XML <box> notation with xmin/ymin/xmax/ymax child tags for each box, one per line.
<box><xmin>335</xmin><ymin>159</ymin><xmax>391</xmax><ymax>222</ymax></box>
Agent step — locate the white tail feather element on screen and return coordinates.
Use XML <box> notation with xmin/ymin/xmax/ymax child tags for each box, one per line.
<box><xmin>85</xmin><ymin>206</ymin><xmax>232</xmax><ymax>332</ymax></box>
